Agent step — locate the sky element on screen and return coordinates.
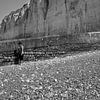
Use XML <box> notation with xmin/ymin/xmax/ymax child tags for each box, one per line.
<box><xmin>0</xmin><ymin>0</ymin><xmax>30</xmax><ymax>23</ymax></box>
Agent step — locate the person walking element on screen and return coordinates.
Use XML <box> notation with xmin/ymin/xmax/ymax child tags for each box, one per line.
<box><xmin>14</xmin><ymin>41</ymin><xmax>24</xmax><ymax>64</ymax></box>
<box><xmin>14</xmin><ymin>49</ymin><xmax>19</xmax><ymax>64</ymax></box>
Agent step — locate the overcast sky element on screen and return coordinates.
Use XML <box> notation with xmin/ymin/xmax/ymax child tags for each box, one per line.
<box><xmin>0</xmin><ymin>0</ymin><xmax>30</xmax><ymax>23</ymax></box>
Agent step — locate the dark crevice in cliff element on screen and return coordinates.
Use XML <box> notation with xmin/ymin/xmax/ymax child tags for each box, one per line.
<box><xmin>24</xmin><ymin>8</ymin><xmax>29</xmax><ymax>20</ymax></box>
<box><xmin>43</xmin><ymin>0</ymin><xmax>49</xmax><ymax>20</ymax></box>
<box><xmin>64</xmin><ymin>0</ymin><xmax>67</xmax><ymax>13</ymax></box>
<box><xmin>41</xmin><ymin>0</ymin><xmax>49</xmax><ymax>35</ymax></box>
<box><xmin>3</xmin><ymin>25</ymin><xmax>6</xmax><ymax>33</ymax></box>
<box><xmin>85</xmin><ymin>1</ymin><xmax>87</xmax><ymax>13</ymax></box>
<box><xmin>65</xmin><ymin>0</ymin><xmax>70</xmax><ymax>33</ymax></box>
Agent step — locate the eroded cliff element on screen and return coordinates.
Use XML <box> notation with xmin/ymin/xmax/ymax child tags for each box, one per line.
<box><xmin>0</xmin><ymin>0</ymin><xmax>100</xmax><ymax>40</ymax></box>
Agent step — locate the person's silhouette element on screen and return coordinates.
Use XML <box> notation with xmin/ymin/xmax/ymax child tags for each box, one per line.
<box><xmin>14</xmin><ymin>42</ymin><xmax>24</xmax><ymax>64</ymax></box>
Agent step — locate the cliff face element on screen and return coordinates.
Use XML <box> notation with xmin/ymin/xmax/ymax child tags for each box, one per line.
<box><xmin>0</xmin><ymin>0</ymin><xmax>100</xmax><ymax>40</ymax></box>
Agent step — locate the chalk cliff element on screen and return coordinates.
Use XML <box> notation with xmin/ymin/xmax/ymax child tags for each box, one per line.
<box><xmin>0</xmin><ymin>0</ymin><xmax>100</xmax><ymax>40</ymax></box>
